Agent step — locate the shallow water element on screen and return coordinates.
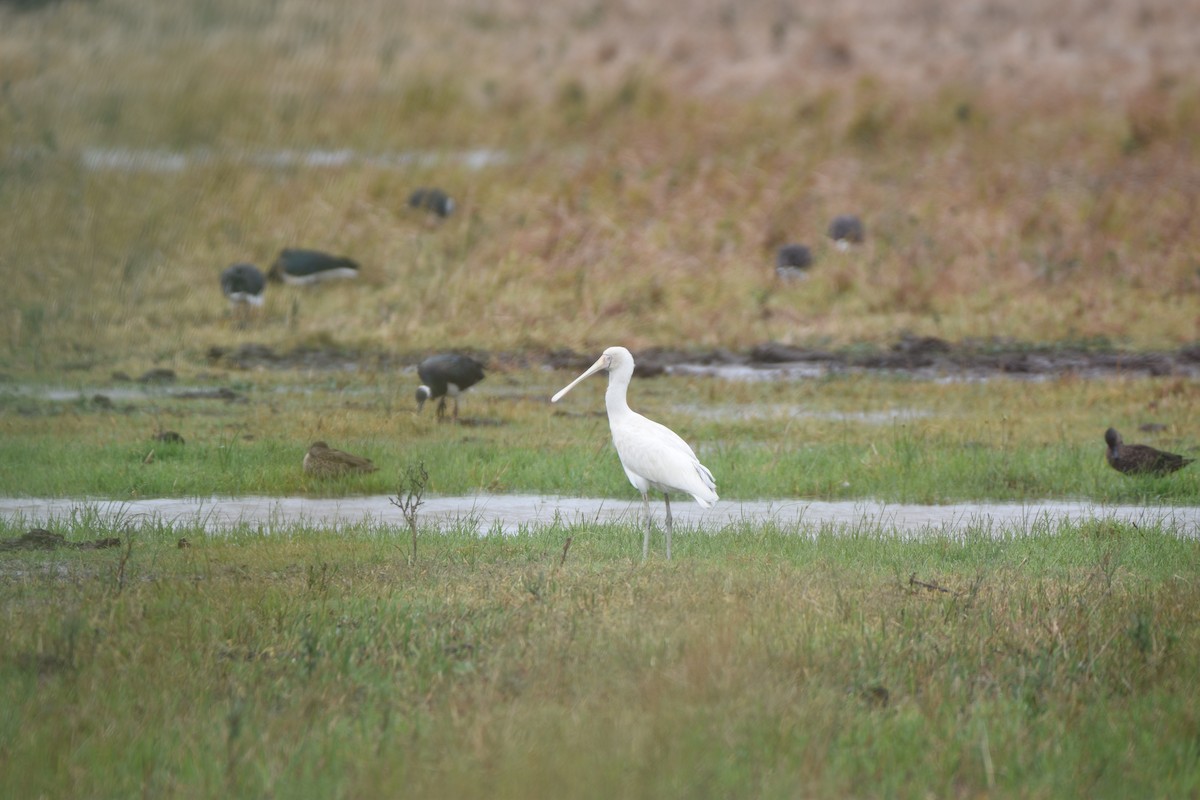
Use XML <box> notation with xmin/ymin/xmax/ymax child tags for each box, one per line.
<box><xmin>668</xmin><ymin>363</ymin><xmax>830</xmax><ymax>382</ymax></box>
<box><xmin>74</xmin><ymin>146</ymin><xmax>511</xmax><ymax>173</ymax></box>
<box><xmin>3</xmin><ymin>385</ymin><xmax>219</xmax><ymax>403</ymax></box>
<box><xmin>676</xmin><ymin>403</ymin><xmax>933</xmax><ymax>424</ymax></box>
<box><xmin>668</xmin><ymin>362</ymin><xmax>1057</xmax><ymax>384</ymax></box>
<box><xmin>1</xmin><ymin>495</ymin><xmax>1195</xmax><ymax>538</ymax></box>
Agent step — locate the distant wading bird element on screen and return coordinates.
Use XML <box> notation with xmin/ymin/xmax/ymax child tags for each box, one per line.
<box><xmin>219</xmin><ymin>263</ymin><xmax>266</xmax><ymax>326</ymax></box>
<box><xmin>827</xmin><ymin>214</ymin><xmax>865</xmax><ymax>250</ymax></box>
<box><xmin>268</xmin><ymin>248</ymin><xmax>360</xmax><ymax>285</ymax></box>
<box><xmin>303</xmin><ymin>441</ymin><xmax>378</xmax><ymax>477</ymax></box>
<box><xmin>775</xmin><ymin>243</ymin><xmax>813</xmax><ymax>280</ymax></box>
<box><xmin>416</xmin><ymin>354</ymin><xmax>486</xmax><ymax>421</ymax></box>
<box><xmin>551</xmin><ymin>346</ymin><xmax>717</xmax><ymax>560</ymax></box>
<box><xmin>1104</xmin><ymin>428</ymin><xmax>1193</xmax><ymax>476</ymax></box>
<box><xmin>408</xmin><ymin>187</ymin><xmax>456</xmax><ymax>218</ymax></box>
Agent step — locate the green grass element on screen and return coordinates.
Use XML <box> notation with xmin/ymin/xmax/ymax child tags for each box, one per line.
<box><xmin>1</xmin><ymin>3</ymin><xmax>1198</xmax><ymax>796</ymax></box>
<box><xmin>1</xmin><ymin>370</ymin><xmax>1196</xmax><ymax>503</ymax></box>
<box><xmin>1</xmin><ymin>517</ymin><xmax>1197</xmax><ymax>798</ymax></box>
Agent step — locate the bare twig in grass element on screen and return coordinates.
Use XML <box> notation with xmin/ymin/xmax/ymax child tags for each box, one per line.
<box><xmin>909</xmin><ymin>572</ymin><xmax>956</xmax><ymax>595</ymax></box>
<box><xmin>524</xmin><ymin>570</ymin><xmax>545</xmax><ymax>600</ymax></box>
<box><xmin>115</xmin><ymin>531</ymin><xmax>134</xmax><ymax>594</ymax></box>
<box><xmin>390</xmin><ymin>462</ymin><xmax>429</xmax><ymax>564</ymax></box>
<box><xmin>306</xmin><ymin>562</ymin><xmax>335</xmax><ymax>595</ymax></box>
<box><xmin>559</xmin><ymin>535</ymin><xmax>573</xmax><ymax>568</ymax></box>
<box><xmin>941</xmin><ymin>573</ymin><xmax>987</xmax><ymax>621</ymax></box>
<box><xmin>225</xmin><ymin>695</ymin><xmax>244</xmax><ymax>790</ymax></box>
<box><xmin>961</xmin><ymin>572</ymin><xmax>986</xmax><ymax>607</ymax></box>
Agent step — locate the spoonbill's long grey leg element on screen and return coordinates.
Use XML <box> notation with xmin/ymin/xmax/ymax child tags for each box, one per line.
<box><xmin>641</xmin><ymin>493</ymin><xmax>652</xmax><ymax>561</ymax></box>
<box><xmin>664</xmin><ymin>493</ymin><xmax>673</xmax><ymax>561</ymax></box>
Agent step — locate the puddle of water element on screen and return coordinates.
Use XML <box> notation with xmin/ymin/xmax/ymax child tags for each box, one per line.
<box><xmin>9</xmin><ymin>387</ymin><xmax>151</xmax><ymax>402</ymax></box>
<box><xmin>1</xmin><ymin>495</ymin><xmax>1195</xmax><ymax>538</ymax></box>
<box><xmin>3</xmin><ymin>385</ymin><xmax>231</xmax><ymax>402</ymax></box>
<box><xmin>669</xmin><ymin>362</ymin><xmax>1066</xmax><ymax>384</ymax></box>
<box><xmin>677</xmin><ymin>403</ymin><xmax>932</xmax><ymax>424</ymax></box>
<box><xmin>668</xmin><ymin>364</ymin><xmax>830</xmax><ymax>382</ymax></box>
<box><xmin>71</xmin><ymin>147</ymin><xmax>511</xmax><ymax>173</ymax></box>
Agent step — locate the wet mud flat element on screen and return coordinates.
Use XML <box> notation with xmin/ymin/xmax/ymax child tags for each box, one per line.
<box><xmin>13</xmin><ymin>338</ymin><xmax>1195</xmax><ymax>404</ymax></box>
<box><xmin>204</xmin><ymin>337</ymin><xmax>1200</xmax><ymax>380</ymax></box>
<box><xmin>1</xmin><ymin>495</ymin><xmax>1196</xmax><ymax>539</ymax></box>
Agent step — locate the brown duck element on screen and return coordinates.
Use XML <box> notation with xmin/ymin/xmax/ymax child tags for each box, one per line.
<box><xmin>1104</xmin><ymin>428</ymin><xmax>1193</xmax><ymax>476</ymax></box>
<box><xmin>303</xmin><ymin>441</ymin><xmax>379</xmax><ymax>477</ymax></box>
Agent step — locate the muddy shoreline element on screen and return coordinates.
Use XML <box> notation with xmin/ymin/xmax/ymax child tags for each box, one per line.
<box><xmin>205</xmin><ymin>336</ymin><xmax>1200</xmax><ymax>380</ymax></box>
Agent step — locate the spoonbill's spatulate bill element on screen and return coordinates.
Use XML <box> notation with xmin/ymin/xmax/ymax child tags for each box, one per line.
<box><xmin>551</xmin><ymin>346</ymin><xmax>717</xmax><ymax>560</ymax></box>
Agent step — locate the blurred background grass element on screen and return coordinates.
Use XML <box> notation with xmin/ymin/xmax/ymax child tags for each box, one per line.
<box><xmin>1</xmin><ymin>0</ymin><xmax>1198</xmax><ymax>376</ymax></box>
<box><xmin>2</xmin><ymin>9</ymin><xmax>1197</xmax><ymax>793</ymax></box>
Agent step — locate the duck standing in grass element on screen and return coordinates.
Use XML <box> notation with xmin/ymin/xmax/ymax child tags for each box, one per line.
<box><xmin>303</xmin><ymin>442</ymin><xmax>378</xmax><ymax>477</ymax></box>
<box><xmin>1104</xmin><ymin>427</ymin><xmax>1193</xmax><ymax>476</ymax></box>
<box><xmin>416</xmin><ymin>354</ymin><xmax>486</xmax><ymax>421</ymax></box>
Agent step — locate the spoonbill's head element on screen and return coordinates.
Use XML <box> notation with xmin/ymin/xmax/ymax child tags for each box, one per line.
<box><xmin>551</xmin><ymin>346</ymin><xmax>634</xmax><ymax>402</ymax></box>
<box><xmin>415</xmin><ymin>385</ymin><xmax>432</xmax><ymax>412</ymax></box>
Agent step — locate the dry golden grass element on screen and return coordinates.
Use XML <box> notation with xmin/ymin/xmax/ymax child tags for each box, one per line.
<box><xmin>1</xmin><ymin>0</ymin><xmax>1199</xmax><ymax>375</ymax></box>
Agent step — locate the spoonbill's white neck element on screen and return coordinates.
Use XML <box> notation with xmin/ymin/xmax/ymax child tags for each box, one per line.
<box><xmin>604</xmin><ymin>359</ymin><xmax>635</xmax><ymax>416</ymax></box>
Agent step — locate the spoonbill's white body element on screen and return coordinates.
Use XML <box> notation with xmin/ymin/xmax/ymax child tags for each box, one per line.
<box><xmin>551</xmin><ymin>346</ymin><xmax>717</xmax><ymax>560</ymax></box>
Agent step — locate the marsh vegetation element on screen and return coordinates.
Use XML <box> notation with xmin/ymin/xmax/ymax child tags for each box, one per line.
<box><xmin>1</xmin><ymin>0</ymin><xmax>1199</xmax><ymax>796</ymax></box>
<box><xmin>0</xmin><ymin>367</ymin><xmax>1196</xmax><ymax>503</ymax></box>
<box><xmin>2</xmin><ymin>519</ymin><xmax>1199</xmax><ymax>798</ymax></box>
<box><xmin>1</xmin><ymin>0</ymin><xmax>1199</xmax><ymax>373</ymax></box>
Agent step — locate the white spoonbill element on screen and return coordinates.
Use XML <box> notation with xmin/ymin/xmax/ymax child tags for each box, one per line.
<box><xmin>551</xmin><ymin>346</ymin><xmax>717</xmax><ymax>560</ymax></box>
